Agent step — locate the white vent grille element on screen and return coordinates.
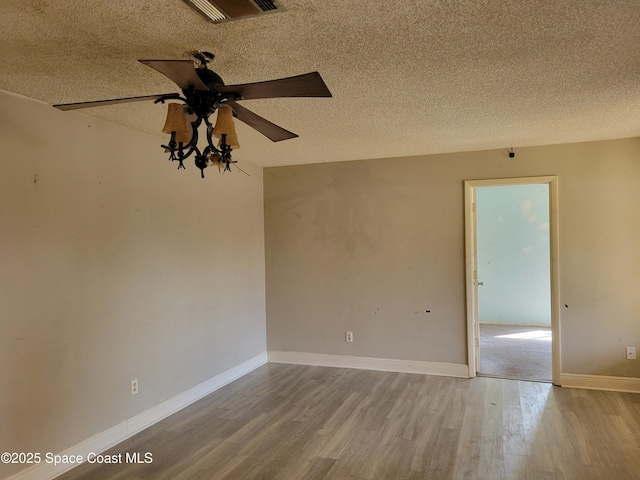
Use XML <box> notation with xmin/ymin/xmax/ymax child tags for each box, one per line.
<box><xmin>185</xmin><ymin>0</ymin><xmax>284</xmax><ymax>23</ymax></box>
<box><xmin>187</xmin><ymin>0</ymin><xmax>226</xmax><ymax>21</ymax></box>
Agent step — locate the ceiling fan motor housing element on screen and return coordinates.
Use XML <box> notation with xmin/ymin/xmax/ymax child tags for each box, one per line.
<box><xmin>185</xmin><ymin>68</ymin><xmax>229</xmax><ymax>117</ymax></box>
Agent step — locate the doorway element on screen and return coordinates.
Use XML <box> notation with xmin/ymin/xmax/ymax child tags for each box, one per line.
<box><xmin>464</xmin><ymin>177</ymin><xmax>560</xmax><ymax>385</ymax></box>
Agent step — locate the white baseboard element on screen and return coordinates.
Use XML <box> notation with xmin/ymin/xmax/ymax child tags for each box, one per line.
<box><xmin>7</xmin><ymin>353</ymin><xmax>268</xmax><ymax>480</ymax></box>
<box><xmin>560</xmin><ymin>373</ymin><xmax>640</xmax><ymax>393</ymax></box>
<box><xmin>268</xmin><ymin>351</ymin><xmax>469</xmax><ymax>378</ymax></box>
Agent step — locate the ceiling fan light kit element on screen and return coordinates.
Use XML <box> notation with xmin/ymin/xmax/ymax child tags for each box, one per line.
<box><xmin>53</xmin><ymin>51</ymin><xmax>332</xmax><ymax>179</ymax></box>
<box><xmin>158</xmin><ymin>94</ymin><xmax>238</xmax><ymax>178</ymax></box>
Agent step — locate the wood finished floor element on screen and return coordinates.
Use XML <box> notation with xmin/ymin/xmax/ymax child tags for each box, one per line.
<box><xmin>56</xmin><ymin>364</ymin><xmax>640</xmax><ymax>480</ymax></box>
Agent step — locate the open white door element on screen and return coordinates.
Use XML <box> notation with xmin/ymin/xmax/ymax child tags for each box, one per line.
<box><xmin>464</xmin><ymin>183</ymin><xmax>480</xmax><ymax>377</ymax></box>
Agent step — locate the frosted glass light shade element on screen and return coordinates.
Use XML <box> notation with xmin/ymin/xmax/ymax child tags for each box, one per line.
<box><xmin>212</xmin><ymin>105</ymin><xmax>238</xmax><ymax>138</ymax></box>
<box><xmin>219</xmin><ymin>134</ymin><xmax>240</xmax><ymax>149</ymax></box>
<box><xmin>162</xmin><ymin>103</ymin><xmax>192</xmax><ymax>143</ymax></box>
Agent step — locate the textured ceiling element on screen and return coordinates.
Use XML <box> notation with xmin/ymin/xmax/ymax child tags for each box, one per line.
<box><xmin>1</xmin><ymin>0</ymin><xmax>639</xmax><ymax>167</ymax></box>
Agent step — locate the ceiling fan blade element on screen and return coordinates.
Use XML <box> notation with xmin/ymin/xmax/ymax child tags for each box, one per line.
<box><xmin>139</xmin><ymin>60</ymin><xmax>209</xmax><ymax>91</ymax></box>
<box><xmin>53</xmin><ymin>93</ymin><xmax>180</xmax><ymax>111</ymax></box>
<box><xmin>227</xmin><ymin>100</ymin><xmax>298</xmax><ymax>142</ymax></box>
<box><xmin>218</xmin><ymin>72</ymin><xmax>332</xmax><ymax>100</ymax></box>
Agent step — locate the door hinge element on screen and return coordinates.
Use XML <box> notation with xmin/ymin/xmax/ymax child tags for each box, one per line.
<box><xmin>475</xmin><ymin>337</ymin><xmax>479</xmax><ymax>347</ymax></box>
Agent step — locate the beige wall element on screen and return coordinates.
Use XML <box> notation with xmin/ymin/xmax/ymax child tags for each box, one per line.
<box><xmin>265</xmin><ymin>138</ymin><xmax>640</xmax><ymax>377</ymax></box>
<box><xmin>0</xmin><ymin>91</ymin><xmax>267</xmax><ymax>478</ymax></box>
<box><xmin>2</xmin><ymin>85</ymin><xmax>639</xmax><ymax>477</ymax></box>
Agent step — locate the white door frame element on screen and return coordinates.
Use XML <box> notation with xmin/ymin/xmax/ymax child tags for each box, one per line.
<box><xmin>464</xmin><ymin>176</ymin><xmax>560</xmax><ymax>385</ymax></box>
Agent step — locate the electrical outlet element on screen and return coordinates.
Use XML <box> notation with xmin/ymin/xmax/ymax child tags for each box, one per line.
<box><xmin>346</xmin><ymin>331</ymin><xmax>353</xmax><ymax>343</ymax></box>
<box><xmin>131</xmin><ymin>379</ymin><xmax>139</xmax><ymax>395</ymax></box>
<box><xmin>626</xmin><ymin>347</ymin><xmax>636</xmax><ymax>360</ymax></box>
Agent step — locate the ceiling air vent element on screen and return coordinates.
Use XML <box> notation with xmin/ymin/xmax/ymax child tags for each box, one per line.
<box><xmin>185</xmin><ymin>0</ymin><xmax>284</xmax><ymax>23</ymax></box>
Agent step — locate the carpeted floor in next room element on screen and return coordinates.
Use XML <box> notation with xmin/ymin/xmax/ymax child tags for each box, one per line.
<box><xmin>479</xmin><ymin>324</ymin><xmax>552</xmax><ymax>382</ymax></box>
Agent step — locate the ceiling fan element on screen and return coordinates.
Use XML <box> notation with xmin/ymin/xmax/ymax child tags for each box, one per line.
<box><xmin>53</xmin><ymin>51</ymin><xmax>332</xmax><ymax>177</ymax></box>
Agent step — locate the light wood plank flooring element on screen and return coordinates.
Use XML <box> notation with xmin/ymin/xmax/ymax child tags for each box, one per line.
<box><xmin>56</xmin><ymin>364</ymin><xmax>640</xmax><ymax>480</ymax></box>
